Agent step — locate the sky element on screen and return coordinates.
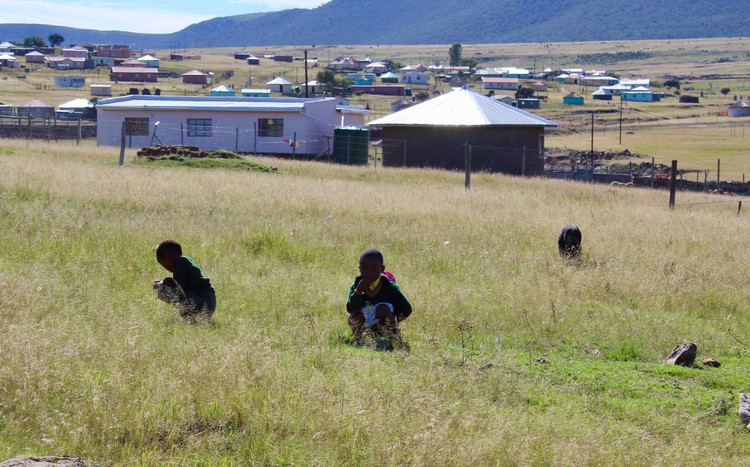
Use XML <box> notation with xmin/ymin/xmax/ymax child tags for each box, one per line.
<box><xmin>0</xmin><ymin>0</ymin><xmax>329</xmax><ymax>34</ymax></box>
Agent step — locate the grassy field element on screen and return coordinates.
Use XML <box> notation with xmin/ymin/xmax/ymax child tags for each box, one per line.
<box><xmin>1</xmin><ymin>138</ymin><xmax>750</xmax><ymax>464</ymax></box>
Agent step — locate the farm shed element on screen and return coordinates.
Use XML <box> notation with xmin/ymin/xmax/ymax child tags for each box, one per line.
<box><xmin>563</xmin><ymin>92</ymin><xmax>584</xmax><ymax>105</ymax></box>
<box><xmin>91</xmin><ymin>83</ymin><xmax>112</xmax><ymax>96</ymax></box>
<box><xmin>18</xmin><ymin>98</ymin><xmax>55</xmax><ymax>118</ymax></box>
<box><xmin>95</xmin><ymin>95</ymin><xmax>368</xmax><ymax>156</ymax></box>
<box><xmin>350</xmin><ymin>85</ymin><xmax>405</xmax><ymax>96</ymax></box>
<box><xmin>55</xmin><ymin>75</ymin><xmax>86</xmax><ymax>88</ymax></box>
<box><xmin>367</xmin><ymin>87</ymin><xmax>556</xmax><ymax>175</ymax></box>
<box><xmin>111</xmin><ymin>66</ymin><xmax>158</xmax><ymax>82</ymax></box>
<box><xmin>517</xmin><ymin>98</ymin><xmax>540</xmax><ymax>109</ymax></box>
<box><xmin>267</xmin><ymin>77</ymin><xmax>292</xmax><ymax>94</ymax></box>
<box><xmin>182</xmin><ymin>70</ymin><xmax>208</xmax><ymax>85</ymax></box>
<box><xmin>24</xmin><ymin>50</ymin><xmax>45</xmax><ymax>64</ymax></box>
<box><xmin>728</xmin><ymin>100</ymin><xmax>750</xmax><ymax>117</ymax></box>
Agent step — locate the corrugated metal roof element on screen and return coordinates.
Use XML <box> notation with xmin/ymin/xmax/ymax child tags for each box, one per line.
<box><xmin>96</xmin><ymin>95</ymin><xmax>334</xmax><ymax>112</ymax></box>
<box><xmin>267</xmin><ymin>77</ymin><xmax>292</xmax><ymax>85</ymax></box>
<box><xmin>367</xmin><ymin>87</ymin><xmax>556</xmax><ymax>127</ymax></box>
<box><xmin>20</xmin><ymin>98</ymin><xmax>53</xmax><ymax>108</ymax></box>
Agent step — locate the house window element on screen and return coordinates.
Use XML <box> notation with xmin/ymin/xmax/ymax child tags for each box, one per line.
<box><xmin>124</xmin><ymin>117</ymin><xmax>149</xmax><ymax>136</ymax></box>
<box><xmin>187</xmin><ymin>118</ymin><xmax>212</xmax><ymax>137</ymax></box>
<box><xmin>258</xmin><ymin>118</ymin><xmax>283</xmax><ymax>137</ymax></box>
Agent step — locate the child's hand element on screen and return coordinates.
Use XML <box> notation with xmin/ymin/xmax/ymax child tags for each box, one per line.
<box><xmin>153</xmin><ymin>280</ymin><xmax>163</xmax><ymax>290</ymax></box>
<box><xmin>355</xmin><ymin>278</ymin><xmax>370</xmax><ymax>295</ymax></box>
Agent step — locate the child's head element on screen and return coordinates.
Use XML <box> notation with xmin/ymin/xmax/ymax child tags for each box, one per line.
<box><xmin>358</xmin><ymin>248</ymin><xmax>385</xmax><ymax>281</ymax></box>
<box><xmin>156</xmin><ymin>239</ymin><xmax>182</xmax><ymax>272</ymax></box>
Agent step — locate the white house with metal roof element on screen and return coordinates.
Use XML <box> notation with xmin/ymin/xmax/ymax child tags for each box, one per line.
<box><xmin>367</xmin><ymin>87</ymin><xmax>555</xmax><ymax>175</ymax></box>
<box><xmin>96</xmin><ymin>95</ymin><xmax>368</xmax><ymax>156</ymax></box>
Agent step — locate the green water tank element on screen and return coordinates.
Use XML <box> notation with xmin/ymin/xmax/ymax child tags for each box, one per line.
<box><xmin>333</xmin><ymin>127</ymin><xmax>370</xmax><ymax>165</ymax></box>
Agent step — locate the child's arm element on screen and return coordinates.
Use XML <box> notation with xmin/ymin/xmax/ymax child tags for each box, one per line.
<box><xmin>346</xmin><ymin>281</ymin><xmax>367</xmax><ymax>314</ymax></box>
<box><xmin>389</xmin><ymin>283</ymin><xmax>412</xmax><ymax>321</ymax></box>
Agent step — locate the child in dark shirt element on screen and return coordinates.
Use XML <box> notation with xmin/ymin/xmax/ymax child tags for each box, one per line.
<box><xmin>347</xmin><ymin>248</ymin><xmax>411</xmax><ymax>350</ymax></box>
<box><xmin>153</xmin><ymin>239</ymin><xmax>216</xmax><ymax>320</ymax></box>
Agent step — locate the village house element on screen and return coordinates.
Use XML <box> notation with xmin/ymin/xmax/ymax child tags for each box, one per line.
<box><xmin>0</xmin><ymin>41</ymin><xmax>15</xmax><ymax>53</ymax></box>
<box><xmin>0</xmin><ymin>53</ymin><xmax>19</xmax><ymax>68</ymax></box>
<box><xmin>91</xmin><ymin>83</ymin><xmax>113</xmax><ymax>97</ymax></box>
<box><xmin>211</xmin><ymin>85</ymin><xmax>236</xmax><ymax>96</ymax></box>
<box><xmin>48</xmin><ymin>56</ymin><xmax>86</xmax><ymax>70</ymax></box>
<box><xmin>17</xmin><ymin>98</ymin><xmax>55</xmax><ymax>119</ymax></box>
<box><xmin>266</xmin><ymin>77</ymin><xmax>293</xmax><ymax>94</ymax></box>
<box><xmin>380</xmin><ymin>72</ymin><xmax>400</xmax><ymax>84</ymax></box>
<box><xmin>364</xmin><ymin>62</ymin><xmax>388</xmax><ymax>75</ymax></box>
<box><xmin>402</xmin><ymin>72</ymin><xmax>430</xmax><ymax>85</ymax></box>
<box><xmin>24</xmin><ymin>50</ymin><xmax>45</xmax><ymax>64</ymax></box>
<box><xmin>63</xmin><ymin>46</ymin><xmax>89</xmax><ymax>58</ymax></box>
<box><xmin>96</xmin><ymin>45</ymin><xmax>132</xmax><ymax>59</ymax></box>
<box><xmin>54</xmin><ymin>75</ymin><xmax>86</xmax><ymax>88</ymax></box>
<box><xmin>481</xmin><ymin>77</ymin><xmax>519</xmax><ymax>91</ymax></box>
<box><xmin>95</xmin><ymin>95</ymin><xmax>368</xmax><ymax>156</ymax></box>
<box><xmin>563</xmin><ymin>92</ymin><xmax>585</xmax><ymax>105</ymax></box>
<box><xmin>182</xmin><ymin>70</ymin><xmax>208</xmax><ymax>85</ymax></box>
<box><xmin>111</xmin><ymin>66</ymin><xmax>158</xmax><ymax>82</ymax></box>
<box><xmin>328</xmin><ymin>57</ymin><xmax>364</xmax><ymax>72</ymax></box>
<box><xmin>367</xmin><ymin>87</ymin><xmax>556</xmax><ymax>175</ymax></box>
<box><xmin>246</xmin><ymin>55</ymin><xmax>261</xmax><ymax>65</ymax></box>
<box><xmin>621</xmin><ymin>86</ymin><xmax>655</xmax><ymax>102</ymax></box>
<box><xmin>241</xmin><ymin>89</ymin><xmax>271</xmax><ymax>97</ymax></box>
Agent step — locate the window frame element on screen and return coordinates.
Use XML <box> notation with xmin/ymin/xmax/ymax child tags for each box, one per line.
<box><xmin>258</xmin><ymin>118</ymin><xmax>284</xmax><ymax>137</ymax></box>
<box><xmin>187</xmin><ymin>118</ymin><xmax>213</xmax><ymax>137</ymax></box>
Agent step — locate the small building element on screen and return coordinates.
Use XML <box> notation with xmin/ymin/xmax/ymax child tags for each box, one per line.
<box><xmin>48</xmin><ymin>56</ymin><xmax>86</xmax><ymax>70</ymax></box>
<box><xmin>622</xmin><ymin>86</ymin><xmax>653</xmax><ymax>102</ymax></box>
<box><xmin>55</xmin><ymin>75</ymin><xmax>86</xmax><ymax>88</ymax></box>
<box><xmin>182</xmin><ymin>70</ymin><xmax>208</xmax><ymax>85</ymax></box>
<box><xmin>364</xmin><ymin>62</ymin><xmax>388</xmax><ymax>75</ymax></box>
<box><xmin>402</xmin><ymin>72</ymin><xmax>430</xmax><ymax>85</ymax></box>
<box><xmin>96</xmin><ymin>45</ymin><xmax>131</xmax><ymax>59</ymax></box>
<box><xmin>241</xmin><ymin>88</ymin><xmax>271</xmax><ymax>97</ymax></box>
<box><xmin>517</xmin><ymin>98</ymin><xmax>540</xmax><ymax>109</ymax></box>
<box><xmin>136</xmin><ymin>54</ymin><xmax>160</xmax><ymax>68</ymax></box>
<box><xmin>491</xmin><ymin>94</ymin><xmax>515</xmax><ymax>105</ymax></box>
<box><xmin>95</xmin><ymin>95</ymin><xmax>367</xmax><ymax>156</ymax></box>
<box><xmin>529</xmin><ymin>80</ymin><xmax>548</xmax><ymax>92</ymax></box>
<box><xmin>481</xmin><ymin>77</ymin><xmax>519</xmax><ymax>91</ymax></box>
<box><xmin>17</xmin><ymin>98</ymin><xmax>55</xmax><ymax>119</ymax></box>
<box><xmin>620</xmin><ymin>78</ymin><xmax>650</xmax><ymax>89</ymax></box>
<box><xmin>24</xmin><ymin>50</ymin><xmax>45</xmax><ymax>64</ymax></box>
<box><xmin>267</xmin><ymin>77</ymin><xmax>292</xmax><ymax>94</ymax></box>
<box><xmin>592</xmin><ymin>87</ymin><xmax>613</xmax><ymax>101</ymax></box>
<box><xmin>0</xmin><ymin>103</ymin><xmax>14</xmax><ymax>115</ymax></box>
<box><xmin>111</xmin><ymin>66</ymin><xmax>158</xmax><ymax>82</ymax></box>
<box><xmin>246</xmin><ymin>55</ymin><xmax>261</xmax><ymax>65</ymax></box>
<box><xmin>328</xmin><ymin>57</ymin><xmax>364</xmax><ymax>72</ymax></box>
<box><xmin>211</xmin><ymin>85</ymin><xmax>236</xmax><ymax>96</ymax></box>
<box><xmin>91</xmin><ymin>83</ymin><xmax>113</xmax><ymax>97</ymax></box>
<box><xmin>728</xmin><ymin>100</ymin><xmax>750</xmax><ymax>118</ymax></box>
<box><xmin>58</xmin><ymin>98</ymin><xmax>95</xmax><ymax>120</ymax></box>
<box><xmin>380</xmin><ymin>72</ymin><xmax>400</xmax><ymax>84</ymax></box>
<box><xmin>0</xmin><ymin>53</ymin><xmax>19</xmax><ymax>68</ymax></box>
<box><xmin>679</xmin><ymin>95</ymin><xmax>700</xmax><ymax>104</ymax></box>
<box><xmin>300</xmin><ymin>80</ymin><xmax>321</xmax><ymax>95</ymax></box>
<box><xmin>349</xmin><ymin>85</ymin><xmax>405</xmax><ymax>96</ymax></box>
<box><xmin>63</xmin><ymin>46</ymin><xmax>88</xmax><ymax>58</ymax></box>
<box><xmin>0</xmin><ymin>41</ymin><xmax>15</xmax><ymax>53</ymax></box>
<box><xmin>367</xmin><ymin>87</ymin><xmax>556</xmax><ymax>175</ymax></box>
<box><xmin>579</xmin><ymin>76</ymin><xmax>619</xmax><ymax>87</ymax></box>
<box><xmin>563</xmin><ymin>92</ymin><xmax>585</xmax><ymax>105</ymax></box>
<box><xmin>273</xmin><ymin>55</ymin><xmax>294</xmax><ymax>63</ymax></box>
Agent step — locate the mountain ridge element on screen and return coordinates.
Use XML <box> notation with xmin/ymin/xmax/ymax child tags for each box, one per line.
<box><xmin>0</xmin><ymin>0</ymin><xmax>744</xmax><ymax>49</ymax></box>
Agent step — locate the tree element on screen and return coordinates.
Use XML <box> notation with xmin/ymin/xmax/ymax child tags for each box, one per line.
<box><xmin>23</xmin><ymin>36</ymin><xmax>46</xmax><ymax>48</ymax></box>
<box><xmin>720</xmin><ymin>87</ymin><xmax>731</xmax><ymax>97</ymax></box>
<box><xmin>316</xmin><ymin>69</ymin><xmax>336</xmax><ymax>93</ymax></box>
<box><xmin>516</xmin><ymin>87</ymin><xmax>535</xmax><ymax>99</ymax></box>
<box><xmin>459</xmin><ymin>57</ymin><xmax>477</xmax><ymax>70</ymax></box>
<box><xmin>383</xmin><ymin>59</ymin><xmax>403</xmax><ymax>71</ymax></box>
<box><xmin>449</xmin><ymin>43</ymin><xmax>462</xmax><ymax>66</ymax></box>
<box><xmin>48</xmin><ymin>33</ymin><xmax>65</xmax><ymax>47</ymax></box>
<box><xmin>664</xmin><ymin>79</ymin><xmax>680</xmax><ymax>90</ymax></box>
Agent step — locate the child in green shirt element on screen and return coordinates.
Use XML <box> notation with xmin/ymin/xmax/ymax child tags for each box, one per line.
<box><xmin>153</xmin><ymin>239</ymin><xmax>216</xmax><ymax>320</ymax></box>
<box><xmin>347</xmin><ymin>248</ymin><xmax>411</xmax><ymax>350</ymax></box>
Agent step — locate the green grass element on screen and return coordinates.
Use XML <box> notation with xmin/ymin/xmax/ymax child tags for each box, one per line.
<box><xmin>133</xmin><ymin>155</ymin><xmax>275</xmax><ymax>172</ymax></box>
<box><xmin>2</xmin><ymin>139</ymin><xmax>750</xmax><ymax>464</ymax></box>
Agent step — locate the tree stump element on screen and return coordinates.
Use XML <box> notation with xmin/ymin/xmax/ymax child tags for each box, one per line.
<box><xmin>740</xmin><ymin>393</ymin><xmax>750</xmax><ymax>426</ymax></box>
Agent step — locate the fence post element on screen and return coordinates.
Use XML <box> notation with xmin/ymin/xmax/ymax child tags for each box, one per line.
<box><xmin>522</xmin><ymin>145</ymin><xmax>526</xmax><ymax>177</ymax></box>
<box><xmin>76</xmin><ymin>118</ymin><xmax>81</xmax><ymax>145</ymax></box>
<box><xmin>403</xmin><ymin>138</ymin><xmax>407</xmax><ymax>166</ymax></box>
<box><xmin>717</xmin><ymin>158</ymin><xmax>721</xmax><ymax>191</ymax></box>
<box><xmin>651</xmin><ymin>157</ymin><xmax>655</xmax><ymax>188</ymax></box>
<box><xmin>738</xmin><ymin>200</ymin><xmax>743</xmax><ymax>217</ymax></box>
<box><xmin>180</xmin><ymin>123</ymin><xmax>184</xmax><ymax>146</ymax></box>
<box><xmin>464</xmin><ymin>142</ymin><xmax>471</xmax><ymax>189</ymax></box>
<box><xmin>119</xmin><ymin>120</ymin><xmax>126</xmax><ymax>166</ymax></box>
<box><xmin>27</xmin><ymin>116</ymin><xmax>32</xmax><ymax>140</ymax></box>
<box><xmin>235</xmin><ymin>127</ymin><xmax>239</xmax><ymax>153</ymax></box>
<box><xmin>669</xmin><ymin>160</ymin><xmax>678</xmax><ymax>209</ymax></box>
<box><xmin>292</xmin><ymin>131</ymin><xmax>297</xmax><ymax>159</ymax></box>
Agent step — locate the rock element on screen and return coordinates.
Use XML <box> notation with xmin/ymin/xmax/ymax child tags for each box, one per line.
<box><xmin>665</xmin><ymin>342</ymin><xmax>698</xmax><ymax>366</ymax></box>
<box><xmin>702</xmin><ymin>358</ymin><xmax>721</xmax><ymax>368</ymax></box>
<box><xmin>739</xmin><ymin>393</ymin><xmax>750</xmax><ymax>425</ymax></box>
<box><xmin>0</xmin><ymin>457</ymin><xmax>94</xmax><ymax>467</ymax></box>
<box><xmin>533</xmin><ymin>358</ymin><xmax>550</xmax><ymax>365</ymax></box>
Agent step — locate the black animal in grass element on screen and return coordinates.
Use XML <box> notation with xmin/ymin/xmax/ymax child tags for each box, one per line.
<box><xmin>558</xmin><ymin>224</ymin><xmax>582</xmax><ymax>259</ymax></box>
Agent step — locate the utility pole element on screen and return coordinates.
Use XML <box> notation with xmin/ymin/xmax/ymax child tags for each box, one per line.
<box><xmin>304</xmin><ymin>49</ymin><xmax>309</xmax><ymax>98</ymax></box>
<box><xmin>619</xmin><ymin>96</ymin><xmax>623</xmax><ymax>145</ymax></box>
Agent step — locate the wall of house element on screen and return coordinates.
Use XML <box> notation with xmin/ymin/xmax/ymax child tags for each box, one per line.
<box><xmin>380</xmin><ymin>125</ymin><xmax>546</xmax><ymax>175</ymax></box>
<box><xmin>97</xmin><ymin>100</ymin><xmax>348</xmax><ymax>156</ymax></box>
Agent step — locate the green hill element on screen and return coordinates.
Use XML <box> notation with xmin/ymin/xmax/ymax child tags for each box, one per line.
<box><xmin>0</xmin><ymin>0</ymin><xmax>744</xmax><ymax>48</ymax></box>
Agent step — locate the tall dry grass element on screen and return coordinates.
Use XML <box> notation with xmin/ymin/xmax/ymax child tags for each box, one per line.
<box><xmin>1</xmin><ymin>139</ymin><xmax>749</xmax><ymax>464</ymax></box>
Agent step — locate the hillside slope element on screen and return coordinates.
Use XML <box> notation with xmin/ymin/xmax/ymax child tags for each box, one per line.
<box><xmin>0</xmin><ymin>0</ymin><xmax>743</xmax><ymax>48</ymax></box>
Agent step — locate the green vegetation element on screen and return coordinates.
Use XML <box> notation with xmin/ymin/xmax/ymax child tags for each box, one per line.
<box><xmin>576</xmin><ymin>50</ymin><xmax>653</xmax><ymax>64</ymax></box>
<box><xmin>133</xmin><ymin>155</ymin><xmax>274</xmax><ymax>172</ymax></box>
<box><xmin>1</xmin><ymin>139</ymin><xmax>750</xmax><ymax>464</ymax></box>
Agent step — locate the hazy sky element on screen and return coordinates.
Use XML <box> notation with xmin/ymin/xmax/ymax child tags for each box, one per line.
<box><xmin>0</xmin><ymin>0</ymin><xmax>329</xmax><ymax>34</ymax></box>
